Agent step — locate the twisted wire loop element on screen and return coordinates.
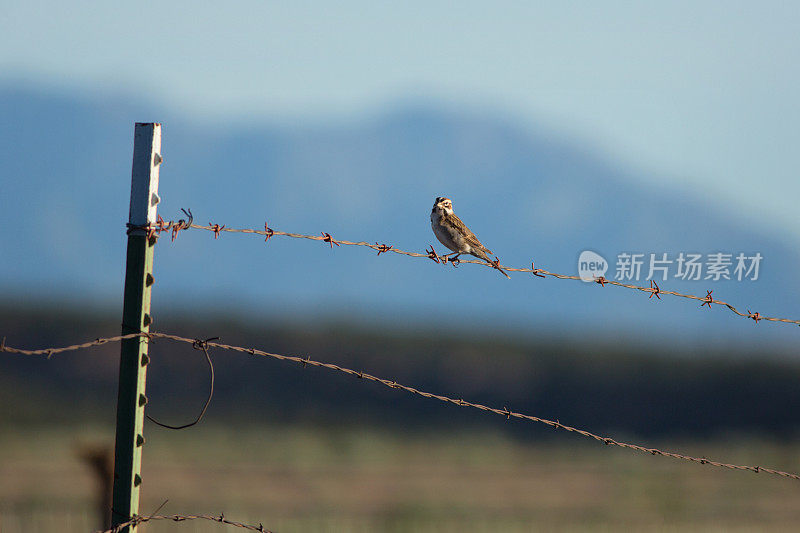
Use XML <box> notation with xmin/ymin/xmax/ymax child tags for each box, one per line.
<box><xmin>129</xmin><ymin>218</ymin><xmax>800</xmax><ymax>329</ymax></box>
<box><xmin>145</xmin><ymin>337</ymin><xmax>217</xmax><ymax>430</ymax></box>
<box><xmin>99</xmin><ymin>512</ymin><xmax>274</xmax><ymax>532</ymax></box>
<box><xmin>4</xmin><ymin>332</ymin><xmax>800</xmax><ymax>482</ymax></box>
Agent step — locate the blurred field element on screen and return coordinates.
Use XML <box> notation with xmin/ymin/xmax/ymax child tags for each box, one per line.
<box><xmin>2</xmin><ymin>425</ymin><xmax>800</xmax><ymax>532</ymax></box>
<box><xmin>4</xmin><ymin>306</ymin><xmax>800</xmax><ymax>531</ymax></box>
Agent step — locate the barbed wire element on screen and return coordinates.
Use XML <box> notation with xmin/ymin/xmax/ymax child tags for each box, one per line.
<box><xmin>0</xmin><ymin>333</ymin><xmax>142</xmax><ymax>358</ymax></box>
<box><xmin>131</xmin><ymin>214</ymin><xmax>800</xmax><ymax>328</ymax></box>
<box><xmin>4</xmin><ymin>332</ymin><xmax>799</xmax><ymax>481</ymax></box>
<box><xmin>100</xmin><ymin>512</ymin><xmax>274</xmax><ymax>532</ymax></box>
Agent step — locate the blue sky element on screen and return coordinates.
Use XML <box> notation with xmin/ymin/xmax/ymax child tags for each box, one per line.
<box><xmin>3</xmin><ymin>1</ymin><xmax>799</xmax><ymax>243</ymax></box>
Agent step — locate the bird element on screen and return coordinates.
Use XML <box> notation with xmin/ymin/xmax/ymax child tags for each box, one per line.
<box><xmin>430</xmin><ymin>196</ymin><xmax>510</xmax><ymax>278</ymax></box>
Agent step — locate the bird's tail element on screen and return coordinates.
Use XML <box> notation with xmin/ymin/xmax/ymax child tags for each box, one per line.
<box><xmin>474</xmin><ymin>249</ymin><xmax>511</xmax><ymax>279</ymax></box>
<box><xmin>494</xmin><ymin>263</ymin><xmax>511</xmax><ymax>279</ymax></box>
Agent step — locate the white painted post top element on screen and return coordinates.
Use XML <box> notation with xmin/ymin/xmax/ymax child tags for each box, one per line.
<box><xmin>128</xmin><ymin>123</ymin><xmax>162</xmax><ymax>226</ymax></box>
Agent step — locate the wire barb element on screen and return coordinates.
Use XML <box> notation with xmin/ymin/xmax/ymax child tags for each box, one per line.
<box><xmin>167</xmin><ymin>208</ymin><xmax>194</xmax><ymax>241</ymax></box>
<box><xmin>209</xmin><ymin>223</ymin><xmax>225</xmax><ymax>239</ymax></box>
<box><xmin>648</xmin><ymin>280</ymin><xmax>661</xmax><ymax>300</ymax></box>
<box><xmin>701</xmin><ymin>290</ymin><xmax>713</xmax><ymax>308</ymax></box>
<box><xmin>426</xmin><ymin>245</ymin><xmax>441</xmax><ymax>263</ymax></box>
<box><xmin>146</xmin><ymin>222</ymin><xmax>160</xmax><ymax>243</ymax></box>
<box><xmin>489</xmin><ymin>256</ymin><xmax>511</xmax><ymax>279</ymax></box>
<box><xmin>321</xmin><ymin>232</ymin><xmax>339</xmax><ymax>248</ymax></box>
<box><xmin>375</xmin><ymin>243</ymin><xmax>393</xmax><ymax>255</ymax></box>
<box><xmin>264</xmin><ymin>222</ymin><xmax>275</xmax><ymax>243</ymax></box>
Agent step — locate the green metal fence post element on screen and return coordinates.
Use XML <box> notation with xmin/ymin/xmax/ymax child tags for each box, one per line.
<box><xmin>111</xmin><ymin>123</ymin><xmax>162</xmax><ymax>531</ymax></box>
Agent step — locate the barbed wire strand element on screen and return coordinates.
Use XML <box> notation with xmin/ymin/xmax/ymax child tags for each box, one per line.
<box><xmin>99</xmin><ymin>512</ymin><xmax>274</xmax><ymax>533</ymax></box>
<box><xmin>136</xmin><ymin>217</ymin><xmax>798</xmax><ymax>328</ymax></box>
<box><xmin>4</xmin><ymin>332</ymin><xmax>799</xmax><ymax>481</ymax></box>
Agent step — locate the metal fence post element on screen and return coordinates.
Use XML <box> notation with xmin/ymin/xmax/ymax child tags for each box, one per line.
<box><xmin>111</xmin><ymin>123</ymin><xmax>162</xmax><ymax>531</ymax></box>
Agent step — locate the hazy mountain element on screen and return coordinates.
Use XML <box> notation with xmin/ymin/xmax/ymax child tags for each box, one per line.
<box><xmin>1</xmin><ymin>85</ymin><xmax>797</xmax><ymax>345</ymax></box>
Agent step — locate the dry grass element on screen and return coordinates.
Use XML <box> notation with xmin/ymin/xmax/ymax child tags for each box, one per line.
<box><xmin>1</xmin><ymin>425</ymin><xmax>800</xmax><ymax>532</ymax></box>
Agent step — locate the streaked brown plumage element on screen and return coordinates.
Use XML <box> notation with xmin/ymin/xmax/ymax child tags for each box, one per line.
<box><xmin>430</xmin><ymin>196</ymin><xmax>510</xmax><ymax>278</ymax></box>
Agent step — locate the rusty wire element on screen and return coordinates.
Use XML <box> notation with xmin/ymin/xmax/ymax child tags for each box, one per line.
<box><xmin>4</xmin><ymin>332</ymin><xmax>800</xmax><ymax>481</ymax></box>
<box><xmin>129</xmin><ymin>217</ymin><xmax>800</xmax><ymax>328</ymax></box>
<box><xmin>100</xmin><ymin>512</ymin><xmax>274</xmax><ymax>532</ymax></box>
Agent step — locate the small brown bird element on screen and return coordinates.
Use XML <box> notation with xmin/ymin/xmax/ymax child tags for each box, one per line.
<box><xmin>430</xmin><ymin>196</ymin><xmax>510</xmax><ymax>278</ymax></box>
